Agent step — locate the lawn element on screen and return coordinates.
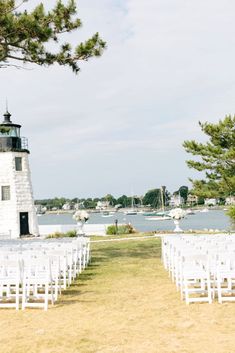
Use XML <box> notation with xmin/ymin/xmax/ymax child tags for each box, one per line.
<box><xmin>0</xmin><ymin>237</ymin><xmax>235</xmax><ymax>353</ymax></box>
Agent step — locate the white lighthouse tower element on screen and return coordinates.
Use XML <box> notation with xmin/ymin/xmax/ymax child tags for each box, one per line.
<box><xmin>0</xmin><ymin>110</ymin><xmax>39</xmax><ymax>238</ymax></box>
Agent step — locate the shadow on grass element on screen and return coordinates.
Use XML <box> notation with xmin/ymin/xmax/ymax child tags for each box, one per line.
<box><xmin>56</xmin><ymin>297</ymin><xmax>95</xmax><ymax>307</ymax></box>
<box><xmin>55</xmin><ymin>272</ymin><xmax>98</xmax><ymax>306</ymax></box>
<box><xmin>57</xmin><ymin>285</ymin><xmax>96</xmax><ymax>306</ymax></box>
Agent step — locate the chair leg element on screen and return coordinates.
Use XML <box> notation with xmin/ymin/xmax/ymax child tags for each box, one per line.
<box><xmin>16</xmin><ymin>283</ymin><xmax>19</xmax><ymax>310</ymax></box>
<box><xmin>207</xmin><ymin>276</ymin><xmax>212</xmax><ymax>304</ymax></box>
<box><xmin>184</xmin><ymin>278</ymin><xmax>190</xmax><ymax>305</ymax></box>
<box><xmin>217</xmin><ymin>276</ymin><xmax>222</xmax><ymax>304</ymax></box>
<box><xmin>44</xmin><ymin>283</ymin><xmax>48</xmax><ymax>311</ymax></box>
<box><xmin>22</xmin><ymin>281</ymin><xmax>26</xmax><ymax>310</ymax></box>
<box><xmin>50</xmin><ymin>282</ymin><xmax>54</xmax><ymax>305</ymax></box>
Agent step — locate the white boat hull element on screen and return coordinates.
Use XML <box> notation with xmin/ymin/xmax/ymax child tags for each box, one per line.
<box><xmin>145</xmin><ymin>216</ymin><xmax>171</xmax><ymax>221</ymax></box>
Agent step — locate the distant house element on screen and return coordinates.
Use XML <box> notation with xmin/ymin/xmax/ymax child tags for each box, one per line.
<box><xmin>225</xmin><ymin>196</ymin><xmax>235</xmax><ymax>205</ymax></box>
<box><xmin>169</xmin><ymin>194</ymin><xmax>184</xmax><ymax>207</ymax></box>
<box><xmin>74</xmin><ymin>202</ymin><xmax>85</xmax><ymax>210</ymax></box>
<box><xmin>62</xmin><ymin>203</ymin><xmax>73</xmax><ymax>210</ymax></box>
<box><xmin>96</xmin><ymin>201</ymin><xmax>110</xmax><ymax>210</ymax></box>
<box><xmin>204</xmin><ymin>198</ymin><xmax>218</xmax><ymax>206</ymax></box>
<box><xmin>35</xmin><ymin>204</ymin><xmax>47</xmax><ymax>214</ymax></box>
<box><xmin>187</xmin><ymin>194</ymin><xmax>198</xmax><ymax>205</ymax></box>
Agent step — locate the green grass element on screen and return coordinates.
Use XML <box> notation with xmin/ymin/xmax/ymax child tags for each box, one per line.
<box><xmin>91</xmin><ymin>237</ymin><xmax>161</xmax><ymax>261</ymax></box>
<box><xmin>90</xmin><ymin>232</ymin><xmax>156</xmax><ymax>241</ymax></box>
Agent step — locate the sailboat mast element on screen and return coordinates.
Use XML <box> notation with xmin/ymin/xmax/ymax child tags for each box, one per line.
<box><xmin>160</xmin><ymin>187</ymin><xmax>165</xmax><ymax>212</ymax></box>
<box><xmin>131</xmin><ymin>195</ymin><xmax>134</xmax><ymax>209</ymax></box>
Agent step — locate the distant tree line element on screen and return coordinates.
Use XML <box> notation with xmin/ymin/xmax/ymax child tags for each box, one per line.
<box><xmin>35</xmin><ymin>182</ymin><xmax>232</xmax><ymax>210</ymax></box>
<box><xmin>35</xmin><ymin>186</ymin><xmax>194</xmax><ymax>210</ymax></box>
<box><xmin>35</xmin><ymin>194</ymin><xmax>142</xmax><ymax>210</ymax></box>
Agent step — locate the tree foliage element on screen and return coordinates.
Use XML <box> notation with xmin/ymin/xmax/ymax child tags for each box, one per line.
<box><xmin>0</xmin><ymin>0</ymin><xmax>106</xmax><ymax>72</ymax></box>
<box><xmin>143</xmin><ymin>189</ymin><xmax>161</xmax><ymax>208</ymax></box>
<box><xmin>227</xmin><ymin>206</ymin><xmax>235</xmax><ymax>223</ymax></box>
<box><xmin>178</xmin><ymin>185</ymin><xmax>189</xmax><ymax>203</ymax></box>
<box><xmin>101</xmin><ymin>194</ymin><xmax>117</xmax><ymax>206</ymax></box>
<box><xmin>183</xmin><ymin>116</ymin><xmax>235</xmax><ymax>198</ymax></box>
<box><xmin>116</xmin><ymin>195</ymin><xmax>130</xmax><ymax>208</ymax></box>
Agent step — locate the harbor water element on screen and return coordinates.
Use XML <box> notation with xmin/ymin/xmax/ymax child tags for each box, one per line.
<box><xmin>38</xmin><ymin>210</ymin><xmax>234</xmax><ymax>233</ymax></box>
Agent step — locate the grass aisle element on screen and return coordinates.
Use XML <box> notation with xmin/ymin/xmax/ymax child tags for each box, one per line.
<box><xmin>0</xmin><ymin>238</ymin><xmax>235</xmax><ymax>353</ymax></box>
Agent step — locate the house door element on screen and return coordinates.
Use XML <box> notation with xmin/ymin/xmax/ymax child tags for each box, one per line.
<box><xmin>20</xmin><ymin>212</ymin><xmax>29</xmax><ymax>236</ymax></box>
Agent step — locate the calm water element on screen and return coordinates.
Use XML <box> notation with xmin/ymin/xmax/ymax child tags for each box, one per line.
<box><xmin>38</xmin><ymin>210</ymin><xmax>234</xmax><ymax>232</ymax></box>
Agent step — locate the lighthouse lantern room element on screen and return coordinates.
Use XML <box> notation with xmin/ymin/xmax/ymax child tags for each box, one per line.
<box><xmin>0</xmin><ymin>110</ymin><xmax>39</xmax><ymax>238</ymax></box>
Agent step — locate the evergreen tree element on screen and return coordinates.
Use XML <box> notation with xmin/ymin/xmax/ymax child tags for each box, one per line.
<box><xmin>183</xmin><ymin>115</ymin><xmax>235</xmax><ymax>198</ymax></box>
<box><xmin>0</xmin><ymin>0</ymin><xmax>106</xmax><ymax>72</ymax></box>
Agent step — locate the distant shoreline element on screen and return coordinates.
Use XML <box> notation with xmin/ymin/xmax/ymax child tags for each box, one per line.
<box><xmin>43</xmin><ymin>205</ymin><xmax>228</xmax><ymax>215</ymax></box>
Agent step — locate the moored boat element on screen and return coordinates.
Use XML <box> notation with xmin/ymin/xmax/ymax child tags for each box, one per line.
<box><xmin>145</xmin><ymin>215</ymin><xmax>172</xmax><ymax>221</ymax></box>
<box><xmin>124</xmin><ymin>210</ymin><xmax>138</xmax><ymax>215</ymax></box>
<box><xmin>101</xmin><ymin>211</ymin><xmax>114</xmax><ymax>218</ymax></box>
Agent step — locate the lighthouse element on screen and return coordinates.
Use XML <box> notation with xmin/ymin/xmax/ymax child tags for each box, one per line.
<box><xmin>0</xmin><ymin>110</ymin><xmax>39</xmax><ymax>238</ymax></box>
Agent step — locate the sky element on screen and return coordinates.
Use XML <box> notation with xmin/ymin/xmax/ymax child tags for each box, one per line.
<box><xmin>1</xmin><ymin>0</ymin><xmax>235</xmax><ymax>199</ymax></box>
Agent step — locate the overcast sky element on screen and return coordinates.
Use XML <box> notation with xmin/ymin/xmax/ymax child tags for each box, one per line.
<box><xmin>1</xmin><ymin>0</ymin><xmax>235</xmax><ymax>199</ymax></box>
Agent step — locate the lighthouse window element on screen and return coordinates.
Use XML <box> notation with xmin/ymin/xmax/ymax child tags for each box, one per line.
<box><xmin>1</xmin><ymin>186</ymin><xmax>10</xmax><ymax>201</ymax></box>
<box><xmin>15</xmin><ymin>157</ymin><xmax>22</xmax><ymax>171</ymax></box>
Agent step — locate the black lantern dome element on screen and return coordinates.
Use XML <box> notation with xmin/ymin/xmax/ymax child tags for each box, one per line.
<box><xmin>0</xmin><ymin>111</ymin><xmax>28</xmax><ymax>152</ymax></box>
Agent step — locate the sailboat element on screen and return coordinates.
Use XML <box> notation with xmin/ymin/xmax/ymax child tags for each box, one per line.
<box><xmin>124</xmin><ymin>195</ymin><xmax>138</xmax><ymax>215</ymax></box>
<box><xmin>145</xmin><ymin>187</ymin><xmax>171</xmax><ymax>221</ymax></box>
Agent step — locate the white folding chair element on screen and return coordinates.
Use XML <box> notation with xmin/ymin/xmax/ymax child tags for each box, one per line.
<box><xmin>180</xmin><ymin>255</ymin><xmax>212</xmax><ymax>304</ymax></box>
<box><xmin>22</xmin><ymin>257</ymin><xmax>54</xmax><ymax>311</ymax></box>
<box><xmin>0</xmin><ymin>260</ymin><xmax>21</xmax><ymax>310</ymax></box>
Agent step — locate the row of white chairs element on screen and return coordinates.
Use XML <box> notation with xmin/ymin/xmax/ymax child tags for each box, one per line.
<box><xmin>162</xmin><ymin>234</ymin><xmax>235</xmax><ymax>304</ymax></box>
<box><xmin>0</xmin><ymin>237</ymin><xmax>91</xmax><ymax>310</ymax></box>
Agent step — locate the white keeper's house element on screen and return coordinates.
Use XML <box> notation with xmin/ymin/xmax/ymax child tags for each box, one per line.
<box><xmin>0</xmin><ymin>110</ymin><xmax>39</xmax><ymax>238</ymax></box>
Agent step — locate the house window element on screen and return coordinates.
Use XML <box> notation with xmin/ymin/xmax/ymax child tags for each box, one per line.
<box><xmin>15</xmin><ymin>157</ymin><xmax>22</xmax><ymax>171</ymax></box>
<box><xmin>1</xmin><ymin>186</ymin><xmax>10</xmax><ymax>201</ymax></box>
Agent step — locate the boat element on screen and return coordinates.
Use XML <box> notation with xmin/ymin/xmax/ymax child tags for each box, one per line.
<box><xmin>124</xmin><ymin>195</ymin><xmax>138</xmax><ymax>215</ymax></box>
<box><xmin>101</xmin><ymin>211</ymin><xmax>114</xmax><ymax>218</ymax></box>
<box><xmin>144</xmin><ymin>210</ymin><xmax>170</xmax><ymax>217</ymax></box>
<box><xmin>142</xmin><ymin>211</ymin><xmax>158</xmax><ymax>216</ymax></box>
<box><xmin>155</xmin><ymin>211</ymin><xmax>170</xmax><ymax>216</ymax></box>
<box><xmin>145</xmin><ymin>215</ymin><xmax>171</xmax><ymax>221</ymax></box>
<box><xmin>124</xmin><ymin>210</ymin><xmax>138</xmax><ymax>215</ymax></box>
<box><xmin>136</xmin><ymin>210</ymin><xmax>145</xmax><ymax>214</ymax></box>
<box><xmin>144</xmin><ymin>188</ymin><xmax>172</xmax><ymax>221</ymax></box>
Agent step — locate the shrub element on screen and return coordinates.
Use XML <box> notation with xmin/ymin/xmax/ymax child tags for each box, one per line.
<box><xmin>106</xmin><ymin>225</ymin><xmax>117</xmax><ymax>235</ymax></box>
<box><xmin>47</xmin><ymin>231</ymin><xmax>64</xmax><ymax>239</ymax></box>
<box><xmin>65</xmin><ymin>230</ymin><xmax>77</xmax><ymax>237</ymax></box>
<box><xmin>106</xmin><ymin>224</ymin><xmax>135</xmax><ymax>235</ymax></box>
<box><xmin>227</xmin><ymin>206</ymin><xmax>235</xmax><ymax>222</ymax></box>
<box><xmin>46</xmin><ymin>229</ymin><xmax>77</xmax><ymax>238</ymax></box>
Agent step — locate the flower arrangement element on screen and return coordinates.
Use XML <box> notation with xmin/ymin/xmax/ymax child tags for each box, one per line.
<box><xmin>73</xmin><ymin>210</ymin><xmax>89</xmax><ymax>223</ymax></box>
<box><xmin>73</xmin><ymin>211</ymin><xmax>89</xmax><ymax>236</ymax></box>
<box><xmin>169</xmin><ymin>208</ymin><xmax>186</xmax><ymax>232</ymax></box>
<box><xmin>169</xmin><ymin>208</ymin><xmax>186</xmax><ymax>220</ymax></box>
